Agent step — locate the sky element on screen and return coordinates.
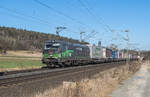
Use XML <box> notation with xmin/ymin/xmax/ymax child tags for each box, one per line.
<box><xmin>0</xmin><ymin>0</ymin><xmax>150</xmax><ymax>50</ymax></box>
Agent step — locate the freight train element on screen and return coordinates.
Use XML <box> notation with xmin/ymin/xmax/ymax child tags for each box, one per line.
<box><xmin>42</xmin><ymin>40</ymin><xmax>138</xmax><ymax>67</ymax></box>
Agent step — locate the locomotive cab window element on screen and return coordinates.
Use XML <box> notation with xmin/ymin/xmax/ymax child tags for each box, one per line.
<box><xmin>45</xmin><ymin>42</ymin><xmax>60</xmax><ymax>49</ymax></box>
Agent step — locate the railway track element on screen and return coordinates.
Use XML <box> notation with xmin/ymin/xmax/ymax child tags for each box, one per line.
<box><xmin>0</xmin><ymin>68</ymin><xmax>48</xmax><ymax>76</ymax></box>
<box><xmin>0</xmin><ymin>60</ymin><xmax>134</xmax><ymax>88</ymax></box>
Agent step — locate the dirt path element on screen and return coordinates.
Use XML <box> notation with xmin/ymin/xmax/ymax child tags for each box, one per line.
<box><xmin>111</xmin><ymin>61</ymin><xmax>150</xmax><ymax>97</ymax></box>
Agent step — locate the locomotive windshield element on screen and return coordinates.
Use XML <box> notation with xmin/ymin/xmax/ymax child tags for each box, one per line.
<box><xmin>45</xmin><ymin>42</ymin><xmax>60</xmax><ymax>49</ymax></box>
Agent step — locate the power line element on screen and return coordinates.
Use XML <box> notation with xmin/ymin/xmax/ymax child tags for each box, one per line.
<box><xmin>0</xmin><ymin>5</ymin><xmax>55</xmax><ymax>27</ymax></box>
<box><xmin>77</xmin><ymin>0</ymin><xmax>119</xmax><ymax>45</ymax></box>
<box><xmin>83</xmin><ymin>0</ymin><xmax>114</xmax><ymax>32</ymax></box>
<box><xmin>83</xmin><ymin>30</ymin><xmax>98</xmax><ymax>40</ymax></box>
<box><xmin>0</xmin><ymin>10</ymin><xmax>54</xmax><ymax>32</ymax></box>
<box><xmin>0</xmin><ymin>4</ymin><xmax>86</xmax><ymax>40</ymax></box>
<box><xmin>34</xmin><ymin>0</ymin><xmax>89</xmax><ymax>28</ymax></box>
<box><xmin>0</xmin><ymin>5</ymin><xmax>80</xmax><ymax>35</ymax></box>
<box><xmin>78</xmin><ymin>0</ymin><xmax>115</xmax><ymax>34</ymax></box>
<box><xmin>65</xmin><ymin>0</ymin><xmax>91</xmax><ymax>19</ymax></box>
<box><xmin>78</xmin><ymin>0</ymin><xmax>109</xmax><ymax>32</ymax></box>
<box><xmin>77</xmin><ymin>0</ymin><xmax>104</xmax><ymax>42</ymax></box>
<box><xmin>77</xmin><ymin>0</ymin><xmax>110</xmax><ymax>41</ymax></box>
<box><xmin>35</xmin><ymin>0</ymin><xmax>90</xmax><ymax>36</ymax></box>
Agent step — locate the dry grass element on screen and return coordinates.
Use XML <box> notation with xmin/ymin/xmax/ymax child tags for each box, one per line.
<box><xmin>35</xmin><ymin>61</ymin><xmax>141</xmax><ymax>97</ymax></box>
<box><xmin>6</xmin><ymin>50</ymin><xmax>42</xmax><ymax>57</ymax></box>
<box><xmin>0</xmin><ymin>57</ymin><xmax>41</xmax><ymax>60</ymax></box>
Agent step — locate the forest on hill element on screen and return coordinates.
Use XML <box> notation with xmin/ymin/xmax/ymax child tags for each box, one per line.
<box><xmin>0</xmin><ymin>26</ymin><xmax>87</xmax><ymax>50</ymax></box>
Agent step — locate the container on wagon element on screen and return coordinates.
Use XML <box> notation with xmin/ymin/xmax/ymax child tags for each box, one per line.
<box><xmin>123</xmin><ymin>52</ymin><xmax>128</xmax><ymax>59</ymax></box>
<box><xmin>118</xmin><ymin>51</ymin><xmax>123</xmax><ymax>59</ymax></box>
<box><xmin>87</xmin><ymin>44</ymin><xmax>103</xmax><ymax>59</ymax></box>
<box><xmin>112</xmin><ymin>50</ymin><xmax>118</xmax><ymax>58</ymax></box>
<box><xmin>102</xmin><ymin>47</ymin><xmax>112</xmax><ymax>58</ymax></box>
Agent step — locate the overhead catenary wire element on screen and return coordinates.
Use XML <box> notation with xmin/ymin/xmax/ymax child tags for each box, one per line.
<box><xmin>83</xmin><ymin>30</ymin><xmax>98</xmax><ymax>41</ymax></box>
<box><xmin>84</xmin><ymin>0</ymin><xmax>114</xmax><ymax>33</ymax></box>
<box><xmin>79</xmin><ymin>0</ymin><xmax>125</xmax><ymax>46</ymax></box>
<box><xmin>0</xmin><ymin>11</ymin><xmax>56</xmax><ymax>34</ymax></box>
<box><xmin>0</xmin><ymin>5</ymin><xmax>80</xmax><ymax>36</ymax></box>
<box><xmin>77</xmin><ymin>0</ymin><xmax>110</xmax><ymax>42</ymax></box>
<box><xmin>77</xmin><ymin>0</ymin><xmax>110</xmax><ymax>32</ymax></box>
<box><xmin>0</xmin><ymin>5</ymin><xmax>55</xmax><ymax>27</ymax></box>
<box><xmin>34</xmin><ymin>0</ymin><xmax>90</xmax><ymax>29</ymax></box>
<box><xmin>1</xmin><ymin>6</ymin><xmax>86</xmax><ymax>41</ymax></box>
<box><xmin>35</xmin><ymin>0</ymin><xmax>91</xmax><ymax>35</ymax></box>
<box><xmin>77</xmin><ymin>0</ymin><xmax>116</xmax><ymax>43</ymax></box>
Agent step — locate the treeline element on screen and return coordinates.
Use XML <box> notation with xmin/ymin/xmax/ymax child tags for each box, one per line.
<box><xmin>0</xmin><ymin>26</ymin><xmax>87</xmax><ymax>50</ymax></box>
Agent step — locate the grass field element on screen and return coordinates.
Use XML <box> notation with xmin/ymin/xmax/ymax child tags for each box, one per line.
<box><xmin>0</xmin><ymin>51</ymin><xmax>45</xmax><ymax>71</ymax></box>
<box><xmin>0</xmin><ymin>59</ymin><xmax>45</xmax><ymax>68</ymax></box>
<box><xmin>0</xmin><ymin>58</ymin><xmax>45</xmax><ymax>71</ymax></box>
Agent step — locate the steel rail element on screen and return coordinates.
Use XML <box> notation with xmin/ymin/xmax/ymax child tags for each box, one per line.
<box><xmin>0</xmin><ymin>60</ymin><xmax>138</xmax><ymax>88</ymax></box>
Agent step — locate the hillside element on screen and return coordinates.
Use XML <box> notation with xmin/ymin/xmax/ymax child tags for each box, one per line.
<box><xmin>0</xmin><ymin>26</ymin><xmax>87</xmax><ymax>50</ymax></box>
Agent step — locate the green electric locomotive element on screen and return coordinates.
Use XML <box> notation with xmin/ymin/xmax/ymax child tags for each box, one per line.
<box><xmin>42</xmin><ymin>40</ymin><xmax>90</xmax><ymax>67</ymax></box>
